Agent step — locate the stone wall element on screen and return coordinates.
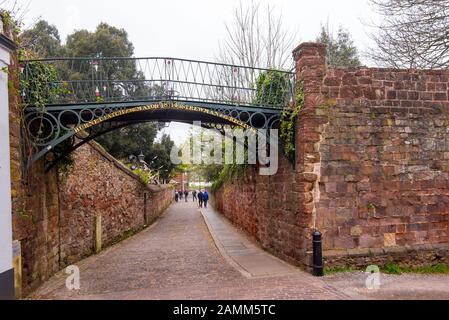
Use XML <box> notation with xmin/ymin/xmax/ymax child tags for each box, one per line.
<box><xmin>214</xmin><ymin>156</ymin><xmax>306</xmax><ymax>267</ymax></box>
<box><xmin>10</xmin><ymin>121</ymin><xmax>173</xmax><ymax>295</ymax></box>
<box><xmin>58</xmin><ymin>141</ymin><xmax>173</xmax><ymax>267</ymax></box>
<box><xmin>215</xmin><ymin>42</ymin><xmax>449</xmax><ymax>270</ymax></box>
<box><xmin>301</xmin><ymin>43</ymin><xmax>449</xmax><ymax>267</ymax></box>
<box><xmin>8</xmin><ymin>40</ymin><xmax>61</xmax><ymax>294</ymax></box>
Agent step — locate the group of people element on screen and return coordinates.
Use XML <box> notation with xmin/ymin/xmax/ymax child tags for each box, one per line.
<box><xmin>175</xmin><ymin>189</ymin><xmax>189</xmax><ymax>202</ymax></box>
<box><xmin>175</xmin><ymin>189</ymin><xmax>209</xmax><ymax>208</ymax></box>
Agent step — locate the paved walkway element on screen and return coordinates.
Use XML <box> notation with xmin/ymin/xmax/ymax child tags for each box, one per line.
<box><xmin>201</xmin><ymin>208</ymin><xmax>298</xmax><ymax>278</ymax></box>
<box><xmin>30</xmin><ymin>201</ymin><xmax>349</xmax><ymax>300</ymax></box>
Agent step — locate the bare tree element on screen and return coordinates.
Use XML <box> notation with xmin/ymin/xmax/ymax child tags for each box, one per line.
<box><xmin>0</xmin><ymin>0</ymin><xmax>30</xmax><ymax>23</ymax></box>
<box><xmin>215</xmin><ymin>1</ymin><xmax>296</xmax><ymax>105</ymax></box>
<box><xmin>217</xmin><ymin>1</ymin><xmax>296</xmax><ymax>75</ymax></box>
<box><xmin>368</xmin><ymin>0</ymin><xmax>449</xmax><ymax>69</ymax></box>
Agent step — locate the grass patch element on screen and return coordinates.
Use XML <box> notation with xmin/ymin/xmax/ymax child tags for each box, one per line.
<box><xmin>324</xmin><ymin>263</ymin><xmax>449</xmax><ymax>275</ymax></box>
<box><xmin>324</xmin><ymin>266</ymin><xmax>356</xmax><ymax>275</ymax></box>
<box><xmin>380</xmin><ymin>262</ymin><xmax>403</xmax><ymax>275</ymax></box>
<box><xmin>380</xmin><ymin>263</ymin><xmax>449</xmax><ymax>275</ymax></box>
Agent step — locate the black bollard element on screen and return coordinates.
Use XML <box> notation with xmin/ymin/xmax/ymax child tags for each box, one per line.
<box><xmin>312</xmin><ymin>231</ymin><xmax>324</xmax><ymax>277</ymax></box>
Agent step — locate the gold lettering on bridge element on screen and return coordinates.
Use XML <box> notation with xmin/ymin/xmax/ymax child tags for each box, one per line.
<box><xmin>73</xmin><ymin>102</ymin><xmax>254</xmax><ymax>133</ymax></box>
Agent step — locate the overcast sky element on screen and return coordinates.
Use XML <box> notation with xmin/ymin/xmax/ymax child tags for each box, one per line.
<box><xmin>10</xmin><ymin>0</ymin><xmax>379</xmax><ymax>143</ymax></box>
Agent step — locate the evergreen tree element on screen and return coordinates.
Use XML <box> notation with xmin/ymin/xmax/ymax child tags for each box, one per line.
<box><xmin>20</xmin><ymin>20</ymin><xmax>63</xmax><ymax>57</ymax></box>
<box><xmin>19</xmin><ymin>21</ymin><xmax>177</xmax><ymax>180</ymax></box>
<box><xmin>316</xmin><ymin>23</ymin><xmax>361</xmax><ymax>68</ymax></box>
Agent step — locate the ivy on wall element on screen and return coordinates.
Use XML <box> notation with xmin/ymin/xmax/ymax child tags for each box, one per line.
<box><xmin>279</xmin><ymin>81</ymin><xmax>304</xmax><ymax>163</ymax></box>
<box><xmin>254</xmin><ymin>70</ymin><xmax>290</xmax><ymax>106</ymax></box>
<box><xmin>211</xmin><ymin>163</ymin><xmax>249</xmax><ymax>193</ymax></box>
<box><xmin>20</xmin><ymin>61</ymin><xmax>67</xmax><ymax>111</ymax></box>
<box><xmin>211</xmin><ymin>72</ymin><xmax>303</xmax><ymax>193</ymax></box>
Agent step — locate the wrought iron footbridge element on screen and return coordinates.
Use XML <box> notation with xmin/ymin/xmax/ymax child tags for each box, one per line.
<box><xmin>21</xmin><ymin>57</ymin><xmax>295</xmax><ymax>169</ymax></box>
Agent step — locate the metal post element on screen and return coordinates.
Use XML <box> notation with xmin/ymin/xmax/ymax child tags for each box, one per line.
<box><xmin>312</xmin><ymin>231</ymin><xmax>324</xmax><ymax>277</ymax></box>
<box><xmin>143</xmin><ymin>193</ymin><xmax>148</xmax><ymax>225</ymax></box>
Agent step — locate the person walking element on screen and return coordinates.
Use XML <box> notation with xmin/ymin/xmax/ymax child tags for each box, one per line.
<box><xmin>203</xmin><ymin>190</ymin><xmax>209</xmax><ymax>208</ymax></box>
<box><xmin>179</xmin><ymin>190</ymin><xmax>183</xmax><ymax>200</ymax></box>
<box><xmin>198</xmin><ymin>190</ymin><xmax>204</xmax><ymax>208</ymax></box>
<box><xmin>175</xmin><ymin>191</ymin><xmax>179</xmax><ymax>203</ymax></box>
<box><xmin>192</xmin><ymin>190</ymin><xmax>197</xmax><ymax>201</ymax></box>
<box><xmin>184</xmin><ymin>190</ymin><xmax>189</xmax><ymax>202</ymax></box>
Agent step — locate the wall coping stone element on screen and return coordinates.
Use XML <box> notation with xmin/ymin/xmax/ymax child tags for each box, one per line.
<box><xmin>293</xmin><ymin>42</ymin><xmax>449</xmax><ymax>74</ymax></box>
<box><xmin>323</xmin><ymin>243</ymin><xmax>449</xmax><ymax>259</ymax></box>
<box><xmin>86</xmin><ymin>140</ymin><xmax>172</xmax><ymax>194</ymax></box>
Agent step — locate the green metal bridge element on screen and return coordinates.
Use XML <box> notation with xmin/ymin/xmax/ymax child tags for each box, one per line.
<box><xmin>21</xmin><ymin>57</ymin><xmax>295</xmax><ymax>169</ymax></box>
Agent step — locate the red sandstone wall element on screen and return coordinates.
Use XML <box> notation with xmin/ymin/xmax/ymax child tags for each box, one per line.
<box><xmin>146</xmin><ymin>184</ymin><xmax>174</xmax><ymax>224</ymax></box>
<box><xmin>315</xmin><ymin>63</ymin><xmax>449</xmax><ymax>257</ymax></box>
<box><xmin>11</xmin><ymin>137</ymin><xmax>173</xmax><ymax>294</ymax></box>
<box><xmin>296</xmin><ymin>44</ymin><xmax>449</xmax><ymax>266</ymax></box>
<box><xmin>58</xmin><ymin>141</ymin><xmax>173</xmax><ymax>266</ymax></box>
<box><xmin>215</xmin><ymin>42</ymin><xmax>449</xmax><ymax>269</ymax></box>
<box><xmin>8</xmin><ymin>41</ymin><xmax>62</xmax><ymax>293</ymax></box>
<box><xmin>214</xmin><ymin>156</ymin><xmax>306</xmax><ymax>266</ymax></box>
<box><xmin>11</xmin><ymin>161</ymin><xmax>61</xmax><ymax>293</ymax></box>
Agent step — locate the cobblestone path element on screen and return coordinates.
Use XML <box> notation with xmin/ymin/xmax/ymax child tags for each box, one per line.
<box><xmin>30</xmin><ymin>202</ymin><xmax>350</xmax><ymax>300</ymax></box>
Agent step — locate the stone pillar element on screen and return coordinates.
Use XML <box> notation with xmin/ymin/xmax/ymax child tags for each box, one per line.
<box><xmin>0</xmin><ymin>16</ymin><xmax>17</xmax><ymax>300</ymax></box>
<box><xmin>12</xmin><ymin>240</ymin><xmax>21</xmax><ymax>299</ymax></box>
<box><xmin>292</xmin><ymin>42</ymin><xmax>326</xmax><ymax>171</ymax></box>
<box><xmin>95</xmin><ymin>213</ymin><xmax>102</xmax><ymax>253</ymax></box>
<box><xmin>292</xmin><ymin>43</ymin><xmax>327</xmax><ymax>267</ymax></box>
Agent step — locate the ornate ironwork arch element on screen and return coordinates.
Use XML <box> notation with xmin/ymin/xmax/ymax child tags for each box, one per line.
<box><xmin>26</xmin><ymin>101</ymin><xmax>282</xmax><ymax>169</ymax></box>
<box><xmin>21</xmin><ymin>57</ymin><xmax>294</xmax><ymax>170</ymax></box>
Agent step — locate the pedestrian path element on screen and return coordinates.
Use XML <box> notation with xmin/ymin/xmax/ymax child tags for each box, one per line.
<box><xmin>29</xmin><ymin>201</ymin><xmax>349</xmax><ymax>300</ymax></box>
<box><xmin>201</xmin><ymin>207</ymin><xmax>299</xmax><ymax>278</ymax></box>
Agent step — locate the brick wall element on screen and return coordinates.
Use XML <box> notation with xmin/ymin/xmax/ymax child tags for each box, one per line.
<box><xmin>10</xmin><ymin>117</ymin><xmax>173</xmax><ymax>295</ymax></box>
<box><xmin>8</xmin><ymin>42</ymin><xmax>61</xmax><ymax>293</ymax></box>
<box><xmin>58</xmin><ymin>141</ymin><xmax>173</xmax><ymax>267</ymax></box>
<box><xmin>215</xmin><ymin>42</ymin><xmax>449</xmax><ymax>270</ymax></box>
<box><xmin>214</xmin><ymin>157</ymin><xmax>306</xmax><ymax>266</ymax></box>
<box><xmin>299</xmin><ymin>43</ymin><xmax>449</xmax><ymax>267</ymax></box>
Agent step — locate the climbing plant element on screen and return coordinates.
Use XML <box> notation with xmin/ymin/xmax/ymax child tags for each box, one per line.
<box><xmin>254</xmin><ymin>70</ymin><xmax>290</xmax><ymax>106</ymax></box>
<box><xmin>211</xmin><ymin>163</ymin><xmax>249</xmax><ymax>193</ymax></box>
<box><xmin>20</xmin><ymin>61</ymin><xmax>68</xmax><ymax>111</ymax></box>
<box><xmin>279</xmin><ymin>81</ymin><xmax>304</xmax><ymax>162</ymax></box>
<box><xmin>211</xmin><ymin>72</ymin><xmax>300</xmax><ymax>192</ymax></box>
<box><xmin>19</xmin><ymin>61</ymin><xmax>72</xmax><ymax>171</ymax></box>
<box><xmin>0</xmin><ymin>10</ymin><xmax>21</xmax><ymax>36</ymax></box>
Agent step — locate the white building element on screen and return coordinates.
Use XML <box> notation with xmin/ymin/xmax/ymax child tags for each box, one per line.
<box><xmin>0</xmin><ymin>15</ymin><xmax>17</xmax><ymax>300</ymax></box>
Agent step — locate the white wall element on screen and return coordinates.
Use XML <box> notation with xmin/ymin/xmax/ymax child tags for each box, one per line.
<box><xmin>0</xmin><ymin>45</ymin><xmax>12</xmax><ymax>274</ymax></box>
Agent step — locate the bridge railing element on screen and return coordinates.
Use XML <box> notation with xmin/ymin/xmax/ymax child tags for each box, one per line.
<box><xmin>20</xmin><ymin>57</ymin><xmax>295</xmax><ymax>109</ymax></box>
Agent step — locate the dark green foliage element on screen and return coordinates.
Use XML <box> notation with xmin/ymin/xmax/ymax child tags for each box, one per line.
<box><xmin>20</xmin><ymin>61</ymin><xmax>68</xmax><ymax>109</ymax></box>
<box><xmin>65</xmin><ymin>23</ymin><xmax>134</xmax><ymax>58</ymax></box>
<box><xmin>200</xmin><ymin>164</ymin><xmax>224</xmax><ymax>183</ymax></box>
<box><xmin>316</xmin><ymin>24</ymin><xmax>361</xmax><ymax>68</ymax></box>
<box><xmin>95</xmin><ymin>125</ymin><xmax>177</xmax><ymax>182</ymax></box>
<box><xmin>20</xmin><ymin>20</ymin><xmax>177</xmax><ymax>179</ymax></box>
<box><xmin>20</xmin><ymin>20</ymin><xmax>63</xmax><ymax>58</ymax></box>
<box><xmin>280</xmin><ymin>83</ymin><xmax>303</xmax><ymax>162</ymax></box>
<box><xmin>147</xmin><ymin>134</ymin><xmax>177</xmax><ymax>182</ymax></box>
<box><xmin>254</xmin><ymin>70</ymin><xmax>289</xmax><ymax>107</ymax></box>
<box><xmin>211</xmin><ymin>164</ymin><xmax>248</xmax><ymax>193</ymax></box>
<box><xmin>95</xmin><ymin>123</ymin><xmax>159</xmax><ymax>159</ymax></box>
<box><xmin>254</xmin><ymin>70</ymin><xmax>300</xmax><ymax>162</ymax></box>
